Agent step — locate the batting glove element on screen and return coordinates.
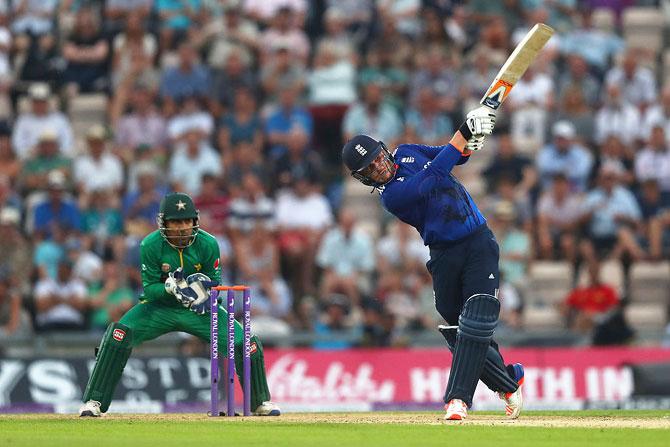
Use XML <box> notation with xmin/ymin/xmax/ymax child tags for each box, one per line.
<box><xmin>465</xmin><ymin>106</ymin><xmax>496</xmax><ymax>138</ymax></box>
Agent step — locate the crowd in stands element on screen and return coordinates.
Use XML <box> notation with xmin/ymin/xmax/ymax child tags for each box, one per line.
<box><xmin>0</xmin><ymin>0</ymin><xmax>669</xmax><ymax>349</ymax></box>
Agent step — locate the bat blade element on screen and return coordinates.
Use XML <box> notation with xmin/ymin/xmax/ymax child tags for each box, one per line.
<box><xmin>480</xmin><ymin>23</ymin><xmax>554</xmax><ymax>110</ymax></box>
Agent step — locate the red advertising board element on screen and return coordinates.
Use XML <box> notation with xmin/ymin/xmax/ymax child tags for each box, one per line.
<box><xmin>263</xmin><ymin>348</ymin><xmax>670</xmax><ymax>410</ymax></box>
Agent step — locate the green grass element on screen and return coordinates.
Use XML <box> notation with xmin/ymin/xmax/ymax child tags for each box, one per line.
<box><xmin>1</xmin><ymin>411</ymin><xmax>668</xmax><ymax>447</ymax></box>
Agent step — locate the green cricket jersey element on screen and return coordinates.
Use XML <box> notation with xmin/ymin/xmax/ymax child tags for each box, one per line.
<box><xmin>139</xmin><ymin>229</ymin><xmax>221</xmax><ymax>307</ymax></box>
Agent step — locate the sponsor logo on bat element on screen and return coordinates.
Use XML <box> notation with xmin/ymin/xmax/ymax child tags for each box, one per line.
<box><xmin>483</xmin><ymin>80</ymin><xmax>514</xmax><ymax>110</ymax></box>
<box><xmin>113</xmin><ymin>329</ymin><xmax>126</xmax><ymax>341</ymax></box>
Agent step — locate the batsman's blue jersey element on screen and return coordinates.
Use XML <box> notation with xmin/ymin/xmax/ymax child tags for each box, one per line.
<box><xmin>380</xmin><ymin>144</ymin><xmax>486</xmax><ymax>245</ymax></box>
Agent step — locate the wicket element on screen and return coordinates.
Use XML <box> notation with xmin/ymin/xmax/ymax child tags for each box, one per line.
<box><xmin>209</xmin><ymin>285</ymin><xmax>251</xmax><ymax>417</ymax></box>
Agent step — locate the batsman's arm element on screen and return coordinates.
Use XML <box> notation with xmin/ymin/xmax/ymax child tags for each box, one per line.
<box><xmin>139</xmin><ymin>241</ymin><xmax>175</xmax><ymax>304</ymax></box>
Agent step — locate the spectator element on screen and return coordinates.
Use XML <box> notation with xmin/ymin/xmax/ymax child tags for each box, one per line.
<box><xmin>635</xmin><ymin>125</ymin><xmax>670</xmax><ymax>194</ymax></box>
<box><xmin>317</xmin><ymin>7</ymin><xmax>356</xmax><ymax>63</ymax></box>
<box><xmin>217</xmin><ymin>87</ymin><xmax>263</xmax><ymax>162</ymax></box>
<box><xmin>376</xmin><ymin>221</ymin><xmax>429</xmax><ymax>274</ymax></box>
<box><xmin>159</xmin><ymin>42</ymin><xmax>210</xmax><ymax>101</ymax></box>
<box><xmin>210</xmin><ymin>48</ymin><xmax>257</xmax><ymax>113</ymax></box>
<box><xmin>0</xmin><ymin>15</ymin><xmax>11</xmax><ymax>120</ymax></box>
<box><xmin>637</xmin><ymin>180</ymin><xmax>670</xmax><ymax>261</ymax></box>
<box><xmin>33</xmin><ymin>260</ymin><xmax>87</xmax><ymax>331</ymax></box>
<box><xmin>194</xmin><ymin>174</ymin><xmax>229</xmax><ymax>237</ymax></box>
<box><xmin>265</xmin><ymin>81</ymin><xmax>313</xmax><ymax>160</ymax></box>
<box><xmin>594</xmin><ymin>83</ymin><xmax>641</xmax><ymax>145</ymax></box>
<box><xmin>507</xmin><ymin>66</ymin><xmax>555</xmax><ymax>148</ymax></box>
<box><xmin>80</xmin><ymin>188</ymin><xmax>124</xmax><ymax>257</ymax></box>
<box><xmin>202</xmin><ymin>4</ymin><xmax>259</xmax><ymax>70</ymax></box>
<box><xmin>155</xmin><ymin>0</ymin><xmax>204</xmax><ymax>52</ymax></box>
<box><xmin>0</xmin><ymin>123</ymin><xmax>21</xmax><ymax>184</ymax></box>
<box><xmin>358</xmin><ymin>43</ymin><xmax>409</xmax><ymax>112</ymax></box>
<box><xmin>404</xmin><ymin>86</ymin><xmax>453</xmax><ymax>146</ymax></box>
<box><xmin>272</xmin><ymin>128</ymin><xmax>322</xmax><ymax>192</ymax></box>
<box><xmin>0</xmin><ymin>207</ymin><xmax>31</xmax><ymax>293</ymax></box>
<box><xmin>224</xmin><ymin>140</ymin><xmax>267</xmax><ymax>188</ymax></box>
<box><xmin>62</xmin><ymin>8</ymin><xmax>110</xmax><ymax>96</ymax></box>
<box><xmin>556</xmin><ymin>54</ymin><xmax>601</xmax><ymax>108</ymax></box>
<box><xmin>103</xmin><ymin>0</ymin><xmax>152</xmax><ymax>34</ymax></box>
<box><xmin>167</xmin><ymin>96</ymin><xmax>214</xmax><ymax>144</ymax></box>
<box><xmin>276</xmin><ymin>173</ymin><xmax>333</xmax><ymax>300</ymax></box>
<box><xmin>461</xmin><ymin>48</ymin><xmax>498</xmax><ymax>108</ymax></box>
<box><xmin>168</xmin><ymin>126</ymin><xmax>222</xmax><ymax>196</ymax></box>
<box><xmin>561</xmin><ymin>261</ymin><xmax>619</xmax><ymax>336</ymax></box>
<box><xmin>11</xmin><ymin>0</ymin><xmax>59</xmax><ymax>38</ymax></box>
<box><xmin>32</xmin><ymin>170</ymin><xmax>81</xmax><ymax>239</ymax></box>
<box><xmin>537</xmin><ymin>173</ymin><xmax>582</xmax><ymax>261</ymax></box>
<box><xmin>122</xmin><ymin>162</ymin><xmax>164</xmax><ymax>237</ymax></box>
<box><xmin>87</xmin><ymin>261</ymin><xmax>134</xmax><ymax>331</ymax></box>
<box><xmin>482</xmin><ymin>132</ymin><xmax>535</xmax><ymax>194</ymax></box>
<box><xmin>260</xmin><ymin>44</ymin><xmax>306</xmax><ymax>107</ymax></box>
<box><xmin>377</xmin><ymin>268</ymin><xmax>429</xmax><ymax>331</ymax></box>
<box><xmin>590</xmin><ymin>135</ymin><xmax>635</xmax><ymax>188</ymax></box>
<box><xmin>111</xmin><ymin>10</ymin><xmax>157</xmax><ymax>88</ymax></box>
<box><xmin>227</xmin><ymin>173</ymin><xmax>275</xmax><ymax>239</ymax></box>
<box><xmin>259</xmin><ymin>6</ymin><xmax>310</xmax><ymax>64</ymax></box>
<box><xmin>359</xmin><ymin>298</ymin><xmax>395</xmax><ymax>347</ymax></box>
<box><xmin>342</xmin><ymin>81</ymin><xmax>402</xmax><ymax>147</ymax></box>
<box><xmin>604</xmin><ymin>48</ymin><xmax>656</xmax><ymax>111</ymax></box>
<box><xmin>12</xmin><ymin>83</ymin><xmax>74</xmax><ymax>160</ymax></box>
<box><xmin>0</xmin><ymin>175</ymin><xmax>21</xmax><ymax>213</ymax></box>
<box><xmin>113</xmin><ymin>84</ymin><xmax>168</xmax><ymax>160</ymax></box>
<box><xmin>237</xmin><ymin>223</ymin><xmax>292</xmax><ymax>320</ymax></box>
<box><xmin>642</xmin><ymin>85</ymin><xmax>670</xmax><ymax>143</ymax></box>
<box><xmin>244</xmin><ymin>0</ymin><xmax>308</xmax><ymax>27</ymax></box>
<box><xmin>316</xmin><ymin>208</ymin><xmax>374</xmax><ymax>306</ymax></box>
<box><xmin>0</xmin><ymin>271</ymin><xmax>30</xmax><ymax>338</ymax></box>
<box><xmin>552</xmin><ymin>85</ymin><xmax>595</xmax><ymax>146</ymax></box>
<box><xmin>489</xmin><ymin>201</ymin><xmax>531</xmax><ymax>289</ymax></box>
<box><xmin>18</xmin><ymin>129</ymin><xmax>72</xmax><ymax>195</ymax></box>
<box><xmin>409</xmin><ymin>44</ymin><xmax>461</xmax><ymax>119</ymax></box>
<box><xmin>17</xmin><ymin>33</ymin><xmax>62</xmax><ymax>87</ymax></box>
<box><xmin>313</xmin><ymin>294</ymin><xmax>358</xmax><ymax>350</ymax></box>
<box><xmin>579</xmin><ymin>162</ymin><xmax>645</xmax><ymax>266</ymax></box>
<box><xmin>73</xmin><ymin>125</ymin><xmax>124</xmax><ymax>196</ymax></box>
<box><xmin>537</xmin><ymin>120</ymin><xmax>593</xmax><ymax>192</ymax></box>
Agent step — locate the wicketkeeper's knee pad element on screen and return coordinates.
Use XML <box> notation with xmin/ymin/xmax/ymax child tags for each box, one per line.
<box><xmin>444</xmin><ymin>294</ymin><xmax>500</xmax><ymax>406</ymax></box>
<box><xmin>234</xmin><ymin>334</ymin><xmax>270</xmax><ymax>410</ymax></box>
<box><xmin>82</xmin><ymin>322</ymin><xmax>133</xmax><ymax>413</ymax></box>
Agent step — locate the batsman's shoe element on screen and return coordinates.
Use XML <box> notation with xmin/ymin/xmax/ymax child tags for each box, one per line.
<box><xmin>499</xmin><ymin>363</ymin><xmax>524</xmax><ymax>419</ymax></box>
<box><xmin>79</xmin><ymin>400</ymin><xmax>102</xmax><ymax>417</ymax></box>
<box><xmin>444</xmin><ymin>399</ymin><xmax>468</xmax><ymax>420</ymax></box>
<box><xmin>253</xmin><ymin>401</ymin><xmax>281</xmax><ymax>416</ymax></box>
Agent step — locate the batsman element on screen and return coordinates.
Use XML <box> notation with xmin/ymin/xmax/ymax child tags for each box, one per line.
<box><xmin>79</xmin><ymin>192</ymin><xmax>280</xmax><ymax>417</ymax></box>
<box><xmin>342</xmin><ymin>106</ymin><xmax>523</xmax><ymax>420</ymax></box>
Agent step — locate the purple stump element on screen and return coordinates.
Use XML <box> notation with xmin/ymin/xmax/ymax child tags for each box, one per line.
<box><xmin>243</xmin><ymin>287</ymin><xmax>251</xmax><ymax>416</ymax></box>
<box><xmin>209</xmin><ymin>290</ymin><xmax>219</xmax><ymax>417</ymax></box>
<box><xmin>226</xmin><ymin>289</ymin><xmax>235</xmax><ymax>417</ymax></box>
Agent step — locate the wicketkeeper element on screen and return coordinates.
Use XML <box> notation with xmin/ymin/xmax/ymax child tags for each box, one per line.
<box><xmin>79</xmin><ymin>192</ymin><xmax>280</xmax><ymax>417</ymax></box>
<box><xmin>342</xmin><ymin>106</ymin><xmax>524</xmax><ymax>420</ymax></box>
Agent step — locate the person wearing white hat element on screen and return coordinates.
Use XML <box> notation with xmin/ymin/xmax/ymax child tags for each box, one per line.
<box><xmin>537</xmin><ymin>120</ymin><xmax>593</xmax><ymax>192</ymax></box>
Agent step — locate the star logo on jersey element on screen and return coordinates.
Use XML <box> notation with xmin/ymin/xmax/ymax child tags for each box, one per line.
<box><xmin>176</xmin><ymin>200</ymin><xmax>186</xmax><ymax>211</ymax></box>
<box><xmin>194</xmin><ymin>263</ymin><xmax>202</xmax><ymax>272</ymax></box>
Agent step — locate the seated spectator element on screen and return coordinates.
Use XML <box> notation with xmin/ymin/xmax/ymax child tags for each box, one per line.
<box><xmin>202</xmin><ymin>4</ymin><xmax>259</xmax><ymax>70</ymax></box>
<box><xmin>482</xmin><ymin>132</ymin><xmax>535</xmax><ymax>194</ymax></box>
<box><xmin>265</xmin><ymin>82</ymin><xmax>313</xmax><ymax>160</ymax></box>
<box><xmin>33</xmin><ymin>224</ymin><xmax>67</xmax><ymax>280</ymax></box>
<box><xmin>224</xmin><ymin>141</ymin><xmax>267</xmax><ymax>188</ymax></box>
<box><xmin>88</xmin><ymin>261</ymin><xmax>134</xmax><ymax>331</ymax></box>
<box><xmin>11</xmin><ymin>0</ymin><xmax>58</xmax><ymax>39</ymax></box>
<box><xmin>32</xmin><ymin>171</ymin><xmax>81</xmax><ymax>239</ymax></box>
<box><xmin>73</xmin><ymin>125</ymin><xmax>124</xmax><ymax>197</ymax></box>
<box><xmin>17</xmin><ymin>33</ymin><xmax>62</xmax><ymax>88</ymax></box>
<box><xmin>113</xmin><ymin>84</ymin><xmax>167</xmax><ymax>160</ymax></box>
<box><xmin>18</xmin><ymin>130</ymin><xmax>72</xmax><ymax>194</ymax></box>
<box><xmin>155</xmin><ymin>0</ymin><xmax>203</xmax><ymax>51</ymax></box>
<box><xmin>644</xmin><ymin>179</ymin><xmax>670</xmax><ymax>261</ymax></box>
<box><xmin>313</xmin><ymin>294</ymin><xmax>358</xmax><ymax>350</ymax></box>
<box><xmin>342</xmin><ymin>81</ymin><xmax>402</xmax><ymax>148</ymax></box>
<box><xmin>358</xmin><ymin>42</ymin><xmax>409</xmax><ymax>113</ymax></box>
<box><xmin>316</xmin><ymin>209</ymin><xmax>374</xmax><ymax>306</ymax></box>
<box><xmin>271</xmin><ymin>128</ymin><xmax>322</xmax><ymax>192</ymax></box>
<box><xmin>0</xmin><ymin>124</ymin><xmax>20</xmax><ymax>184</ymax></box>
<box><xmin>62</xmin><ymin>8</ymin><xmax>110</xmax><ymax>96</ymax></box>
<box><xmin>237</xmin><ymin>223</ymin><xmax>292</xmax><ymax>320</ymax></box>
<box><xmin>276</xmin><ymin>173</ymin><xmax>333</xmax><ymax>300</ymax></box>
<box><xmin>537</xmin><ymin>173</ymin><xmax>582</xmax><ymax>261</ymax></box>
<box><xmin>537</xmin><ymin>121</ymin><xmax>593</xmax><ymax>192</ymax></box>
<box><xmin>307</xmin><ymin>40</ymin><xmax>356</xmax><ymax>108</ymax></box>
<box><xmin>0</xmin><ymin>266</ymin><xmax>29</xmax><ymax>337</ymax></box>
<box><xmin>461</xmin><ymin>48</ymin><xmax>498</xmax><ymax>108</ymax></box>
<box><xmin>604</xmin><ymin>48</ymin><xmax>656</xmax><ymax>111</ymax></box>
<box><xmin>33</xmin><ymin>260</ymin><xmax>87</xmax><ymax>331</ymax></box>
<box><xmin>595</xmin><ymin>83</ymin><xmax>641</xmax><ymax>146</ymax></box>
<box><xmin>168</xmin><ymin>126</ymin><xmax>222</xmax><ymax>196</ymax></box>
<box><xmin>376</xmin><ymin>221</ymin><xmax>429</xmax><ymax>275</ymax></box>
<box><xmin>404</xmin><ymin>86</ymin><xmax>453</xmax><ymax>146</ymax></box>
<box><xmin>260</xmin><ymin>44</ymin><xmax>306</xmax><ymax>108</ymax></box>
<box><xmin>81</xmin><ymin>188</ymin><xmax>124</xmax><ymax>257</ymax></box>
<box><xmin>0</xmin><ymin>175</ymin><xmax>21</xmax><ymax>213</ymax></box>
<box><xmin>561</xmin><ymin>261</ymin><xmax>619</xmax><ymax>336</ymax></box>
<box><xmin>122</xmin><ymin>162</ymin><xmax>165</xmax><ymax>237</ymax></box>
<box><xmin>552</xmin><ymin>86</ymin><xmax>595</xmax><ymax>146</ymax></box>
<box><xmin>377</xmin><ymin>268</ymin><xmax>430</xmax><ymax>331</ymax></box>
<box><xmin>498</xmin><ymin>275</ymin><xmax>522</xmax><ymax>329</ymax></box>
<box><xmin>556</xmin><ymin>54</ymin><xmax>601</xmax><ymax>109</ymax></box>
<box><xmin>194</xmin><ymin>174</ymin><xmax>229</xmax><ymax>237</ymax></box>
<box><xmin>12</xmin><ymin>83</ymin><xmax>74</xmax><ymax>160</ymax></box>
<box><xmin>635</xmin><ymin>125</ymin><xmax>670</xmax><ymax>194</ymax></box>
<box><xmin>318</xmin><ymin>7</ymin><xmax>355</xmax><ymax>63</ymax></box>
<box><xmin>167</xmin><ymin>96</ymin><xmax>214</xmax><ymax>144</ymax></box>
<box><xmin>359</xmin><ymin>298</ymin><xmax>395</xmax><ymax>348</ymax></box>
<box><xmin>0</xmin><ymin>207</ymin><xmax>32</xmax><ymax>294</ymax></box>
<box><xmin>217</xmin><ymin>87</ymin><xmax>263</xmax><ymax>163</ymax></box>
<box><xmin>579</xmin><ymin>163</ymin><xmax>645</xmax><ymax>266</ymax></box>
<box><xmin>227</xmin><ymin>173</ymin><xmax>275</xmax><ymax>241</ymax></box>
<box><xmin>483</xmin><ymin>176</ymin><xmax>533</xmax><ymax>229</ymax></box>
<box><xmin>590</xmin><ymin>135</ymin><xmax>635</xmax><ymax>188</ymax></box>
<box><xmin>159</xmin><ymin>42</ymin><xmax>210</xmax><ymax>102</ymax></box>
<box><xmin>103</xmin><ymin>0</ymin><xmax>153</xmax><ymax>34</ymax></box>
<box><xmin>642</xmin><ymin>85</ymin><xmax>670</xmax><ymax>142</ymax></box>
<box><xmin>259</xmin><ymin>6</ymin><xmax>310</xmax><ymax>64</ymax></box>
<box><xmin>507</xmin><ymin>66</ymin><xmax>554</xmax><ymax>147</ymax></box>
<box><xmin>489</xmin><ymin>201</ymin><xmax>531</xmax><ymax>289</ymax></box>
<box><xmin>211</xmin><ymin>48</ymin><xmax>258</xmax><ymax>113</ymax></box>
<box><xmin>111</xmin><ymin>10</ymin><xmax>157</xmax><ymax>88</ymax></box>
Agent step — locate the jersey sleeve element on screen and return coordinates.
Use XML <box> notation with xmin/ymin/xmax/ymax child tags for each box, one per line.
<box><xmin>201</xmin><ymin>235</ymin><xmax>222</xmax><ymax>285</ymax></box>
<box><xmin>140</xmin><ymin>238</ymin><xmax>173</xmax><ymax>304</ymax></box>
<box><xmin>383</xmin><ymin>144</ymin><xmax>464</xmax><ymax>212</ymax></box>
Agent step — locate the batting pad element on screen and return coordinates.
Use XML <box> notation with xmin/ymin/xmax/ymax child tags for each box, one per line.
<box><xmin>234</xmin><ymin>334</ymin><xmax>270</xmax><ymax>411</ymax></box>
<box><xmin>83</xmin><ymin>322</ymin><xmax>133</xmax><ymax>413</ymax></box>
<box><xmin>438</xmin><ymin>326</ymin><xmax>518</xmax><ymax>394</ymax></box>
<box><xmin>444</xmin><ymin>294</ymin><xmax>500</xmax><ymax>406</ymax></box>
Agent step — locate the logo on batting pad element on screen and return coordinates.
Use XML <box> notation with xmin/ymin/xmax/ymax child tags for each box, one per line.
<box><xmin>250</xmin><ymin>342</ymin><xmax>258</xmax><ymax>355</ymax></box>
<box><xmin>113</xmin><ymin>329</ymin><xmax>126</xmax><ymax>341</ymax></box>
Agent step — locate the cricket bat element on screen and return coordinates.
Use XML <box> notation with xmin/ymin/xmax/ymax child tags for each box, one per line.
<box><xmin>480</xmin><ymin>23</ymin><xmax>554</xmax><ymax>111</ymax></box>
